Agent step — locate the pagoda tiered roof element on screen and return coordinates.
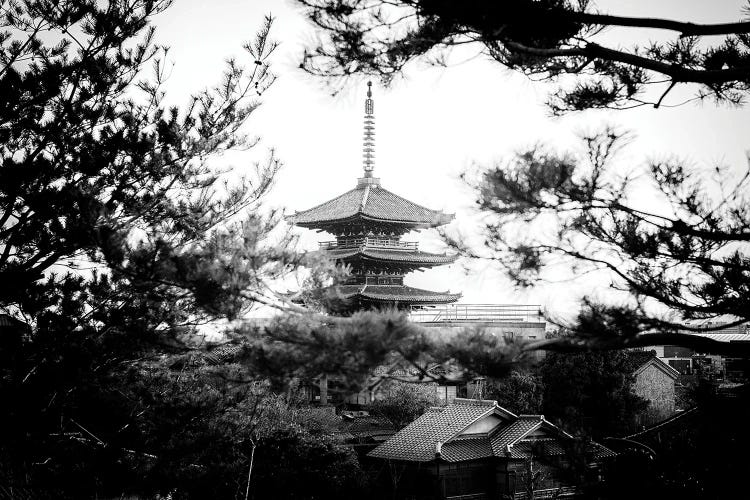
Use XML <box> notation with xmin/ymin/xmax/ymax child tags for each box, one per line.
<box><xmin>288</xmin><ymin>82</ymin><xmax>460</xmax><ymax>311</ymax></box>
<box><xmin>287</xmin><ymin>179</ymin><xmax>454</xmax><ymax>229</ymax></box>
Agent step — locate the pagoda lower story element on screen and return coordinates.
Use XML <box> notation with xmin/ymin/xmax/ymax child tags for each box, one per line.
<box><xmin>325</xmin><ymin>236</ymin><xmax>460</xmax><ymax>309</ymax></box>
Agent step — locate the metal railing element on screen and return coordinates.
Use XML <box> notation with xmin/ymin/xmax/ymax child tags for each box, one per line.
<box><xmin>409</xmin><ymin>304</ymin><xmax>543</xmax><ymax>323</ymax></box>
<box><xmin>319</xmin><ymin>237</ymin><xmax>418</xmax><ymax>251</ymax></box>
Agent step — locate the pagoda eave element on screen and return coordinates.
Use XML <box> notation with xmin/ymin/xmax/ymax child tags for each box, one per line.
<box><xmin>323</xmin><ymin>248</ymin><xmax>458</xmax><ymax>267</ymax></box>
<box><xmin>336</xmin><ymin>285</ymin><xmax>461</xmax><ymax>305</ymax></box>
<box><xmin>290</xmin><ymin>213</ymin><xmax>453</xmax><ymax>231</ymax></box>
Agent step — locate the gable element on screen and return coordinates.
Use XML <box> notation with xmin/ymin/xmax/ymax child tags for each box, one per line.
<box><xmin>460</xmin><ymin>414</ymin><xmax>503</xmax><ymax>435</ymax></box>
<box><xmin>526</xmin><ymin>427</ymin><xmax>550</xmax><ymax>437</ymax></box>
<box><xmin>634</xmin><ymin>357</ymin><xmax>680</xmax><ymax>380</ymax></box>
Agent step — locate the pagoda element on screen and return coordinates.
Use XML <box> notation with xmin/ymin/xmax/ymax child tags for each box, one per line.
<box><xmin>288</xmin><ymin>83</ymin><xmax>461</xmax><ymax>311</ymax></box>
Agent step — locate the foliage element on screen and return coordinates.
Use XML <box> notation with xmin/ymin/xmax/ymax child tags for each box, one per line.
<box><xmin>297</xmin><ymin>0</ymin><xmax>750</xmax><ymax>112</ymax></box>
<box><xmin>240</xmin><ymin>309</ymin><xmax>435</xmax><ymax>392</ymax></box>
<box><xmin>251</xmin><ymin>425</ymin><xmax>366</xmax><ymax>499</ymax></box>
<box><xmin>485</xmin><ymin>369</ymin><xmax>543</xmax><ymax>415</ymax></box>
<box><xmin>483</xmin><ymin>352</ymin><xmax>644</xmax><ymax>437</ymax></box>
<box><xmin>604</xmin><ymin>384</ymin><xmax>750</xmax><ymax>500</ymax></box>
<box><xmin>0</xmin><ymin>1</ymin><xmax>370</xmax><ymax>497</ymax></box>
<box><xmin>540</xmin><ymin>350</ymin><xmax>648</xmax><ymax>438</ymax></box>
<box><xmin>1</xmin><ymin>320</ymin><xmax>368</xmax><ymax>499</ymax></box>
<box><xmin>0</xmin><ymin>0</ymin><xmax>530</xmax><ymax>482</ymax></box>
<box><xmin>465</xmin><ymin>128</ymin><xmax>750</xmax><ymax>356</ymax></box>
<box><xmin>370</xmin><ymin>380</ymin><xmax>439</xmax><ymax>428</ymax></box>
<box><xmin>1</xmin><ymin>0</ymin><xmax>291</xmax><ymax>324</ymax></box>
<box><xmin>296</xmin><ymin>1</ymin><xmax>750</xmax><ymax>358</ymax></box>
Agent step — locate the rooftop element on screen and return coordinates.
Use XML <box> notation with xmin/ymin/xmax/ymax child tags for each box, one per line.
<box><xmin>368</xmin><ymin>398</ymin><xmax>510</xmax><ymax>462</ymax></box>
<box><xmin>287</xmin><ymin>182</ymin><xmax>454</xmax><ymax>229</ymax></box>
<box><xmin>368</xmin><ymin>398</ymin><xmax>615</xmax><ymax>463</ymax></box>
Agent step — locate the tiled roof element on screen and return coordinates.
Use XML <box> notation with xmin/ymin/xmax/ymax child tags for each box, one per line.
<box><xmin>505</xmin><ymin>439</ymin><xmax>567</xmax><ymax>459</ymax></box>
<box><xmin>442</xmin><ymin>437</ymin><xmax>494</xmax><ymax>462</ymax></box>
<box><xmin>341</xmin><ymin>415</ymin><xmax>396</xmax><ymax>439</ymax></box>
<box><xmin>490</xmin><ymin>416</ymin><xmax>542</xmax><ymax>455</ymax></box>
<box><xmin>368</xmin><ymin>399</ymin><xmax>498</xmax><ymax>462</ymax></box>
<box><xmin>0</xmin><ymin>314</ymin><xmax>29</xmax><ymax>330</ymax></box>
<box><xmin>626</xmin><ymin>350</ymin><xmax>680</xmax><ymax>379</ymax></box>
<box><xmin>369</xmin><ymin>399</ymin><xmax>615</xmax><ymax>464</ymax></box>
<box><xmin>503</xmin><ymin>438</ymin><xmax>615</xmax><ymax>460</ymax></box>
<box><xmin>624</xmin><ymin>350</ymin><xmax>657</xmax><ymax>370</ymax></box>
<box><xmin>336</xmin><ymin>285</ymin><xmax>461</xmax><ymax>303</ymax></box>
<box><xmin>325</xmin><ymin>247</ymin><xmax>457</xmax><ymax>266</ymax></box>
<box><xmin>689</xmin><ymin>332</ymin><xmax>750</xmax><ymax>342</ymax></box>
<box><xmin>589</xmin><ymin>441</ymin><xmax>618</xmax><ymax>459</ymax></box>
<box><xmin>288</xmin><ymin>185</ymin><xmax>454</xmax><ymax>228</ymax></box>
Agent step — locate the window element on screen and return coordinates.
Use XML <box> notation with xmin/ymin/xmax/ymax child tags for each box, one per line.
<box><xmin>667</xmin><ymin>359</ymin><xmax>692</xmax><ymax>374</ymax></box>
<box><xmin>506</xmin><ymin>471</ymin><xmax>517</xmax><ymax>495</ymax></box>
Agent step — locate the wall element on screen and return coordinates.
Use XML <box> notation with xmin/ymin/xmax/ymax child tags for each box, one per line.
<box><xmin>461</xmin><ymin>414</ymin><xmax>503</xmax><ymax>435</ymax></box>
<box><xmin>633</xmin><ymin>363</ymin><xmax>676</xmax><ymax>425</ymax></box>
<box><xmin>420</xmin><ymin>322</ymin><xmax>546</xmax><ymax>341</ymax></box>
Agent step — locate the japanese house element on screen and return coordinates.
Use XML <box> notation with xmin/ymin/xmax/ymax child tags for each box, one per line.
<box><xmin>368</xmin><ymin>398</ymin><xmax>615</xmax><ymax>500</ymax></box>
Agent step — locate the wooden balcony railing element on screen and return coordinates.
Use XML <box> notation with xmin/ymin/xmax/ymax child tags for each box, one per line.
<box><xmin>319</xmin><ymin>237</ymin><xmax>418</xmax><ymax>251</ymax></box>
<box><xmin>445</xmin><ymin>494</ymin><xmax>487</xmax><ymax>500</ymax></box>
<box><xmin>512</xmin><ymin>486</ymin><xmax>578</xmax><ymax>499</ymax></box>
<box><xmin>409</xmin><ymin>304</ymin><xmax>542</xmax><ymax>323</ymax></box>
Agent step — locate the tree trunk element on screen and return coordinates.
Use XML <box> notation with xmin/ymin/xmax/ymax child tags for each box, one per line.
<box><xmin>244</xmin><ymin>441</ymin><xmax>256</xmax><ymax>500</ymax></box>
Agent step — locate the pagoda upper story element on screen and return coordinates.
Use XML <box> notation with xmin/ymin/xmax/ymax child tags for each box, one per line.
<box><xmin>287</xmin><ymin>83</ymin><xmax>460</xmax><ymax>311</ymax></box>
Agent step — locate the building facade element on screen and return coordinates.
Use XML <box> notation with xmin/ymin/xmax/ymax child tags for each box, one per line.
<box><xmin>644</xmin><ymin>319</ymin><xmax>750</xmax><ymax>381</ymax></box>
<box><xmin>630</xmin><ymin>354</ymin><xmax>680</xmax><ymax>425</ymax></box>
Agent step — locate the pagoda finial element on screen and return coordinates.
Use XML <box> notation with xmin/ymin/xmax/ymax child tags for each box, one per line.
<box><xmin>362</xmin><ymin>81</ymin><xmax>375</xmax><ymax>178</ymax></box>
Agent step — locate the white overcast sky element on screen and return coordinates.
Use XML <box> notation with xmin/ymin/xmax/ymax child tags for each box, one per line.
<box><xmin>151</xmin><ymin>0</ymin><xmax>750</xmax><ymax>319</ymax></box>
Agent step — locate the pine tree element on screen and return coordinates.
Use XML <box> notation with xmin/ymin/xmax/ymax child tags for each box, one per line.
<box><xmin>0</xmin><ymin>2</ymin><xmax>355</xmax><ymax>497</ymax></box>
<box><xmin>297</xmin><ymin>0</ymin><xmax>750</xmax><ymax>112</ymax></box>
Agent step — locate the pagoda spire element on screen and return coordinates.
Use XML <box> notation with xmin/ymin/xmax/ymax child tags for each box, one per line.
<box><xmin>362</xmin><ymin>81</ymin><xmax>375</xmax><ymax>178</ymax></box>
